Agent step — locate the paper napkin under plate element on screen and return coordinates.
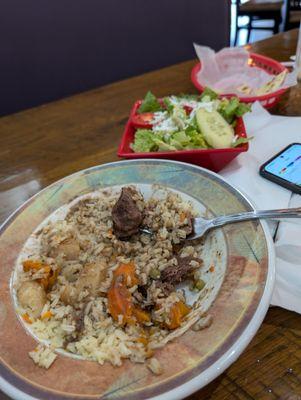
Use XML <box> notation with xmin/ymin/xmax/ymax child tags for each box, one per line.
<box><xmin>220</xmin><ymin>102</ymin><xmax>301</xmax><ymax>314</ymax></box>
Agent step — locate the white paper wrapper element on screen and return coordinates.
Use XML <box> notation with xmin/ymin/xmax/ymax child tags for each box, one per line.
<box><xmin>193</xmin><ymin>44</ymin><xmax>297</xmax><ymax>97</ymax></box>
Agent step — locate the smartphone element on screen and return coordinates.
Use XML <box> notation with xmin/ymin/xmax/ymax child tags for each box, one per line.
<box><xmin>259</xmin><ymin>143</ymin><xmax>301</xmax><ymax>194</ymax></box>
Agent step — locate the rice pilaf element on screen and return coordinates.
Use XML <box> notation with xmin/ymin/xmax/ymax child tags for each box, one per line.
<box><xmin>14</xmin><ymin>186</ymin><xmax>212</xmax><ymax>373</ymax></box>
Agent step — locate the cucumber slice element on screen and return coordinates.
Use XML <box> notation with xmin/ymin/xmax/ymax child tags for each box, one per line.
<box><xmin>196</xmin><ymin>108</ymin><xmax>234</xmax><ymax>149</ymax></box>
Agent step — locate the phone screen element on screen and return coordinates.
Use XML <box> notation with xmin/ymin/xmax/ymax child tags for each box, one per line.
<box><xmin>264</xmin><ymin>144</ymin><xmax>301</xmax><ymax>187</ymax></box>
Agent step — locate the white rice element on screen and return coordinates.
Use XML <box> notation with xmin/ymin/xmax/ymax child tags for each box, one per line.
<box><xmin>14</xmin><ymin>186</ymin><xmax>211</xmax><ymax>372</ymax></box>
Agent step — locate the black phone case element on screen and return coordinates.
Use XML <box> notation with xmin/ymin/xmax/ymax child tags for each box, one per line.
<box><xmin>259</xmin><ymin>143</ymin><xmax>301</xmax><ymax>195</ymax></box>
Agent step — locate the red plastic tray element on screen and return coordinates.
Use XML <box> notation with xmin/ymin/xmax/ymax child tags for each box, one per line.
<box><xmin>191</xmin><ymin>52</ymin><xmax>288</xmax><ymax>109</ymax></box>
<box><xmin>117</xmin><ymin>100</ymin><xmax>249</xmax><ymax>172</ymax></box>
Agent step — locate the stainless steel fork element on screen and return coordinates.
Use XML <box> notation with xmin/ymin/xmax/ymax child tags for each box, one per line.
<box><xmin>187</xmin><ymin>207</ymin><xmax>301</xmax><ymax>240</ymax></box>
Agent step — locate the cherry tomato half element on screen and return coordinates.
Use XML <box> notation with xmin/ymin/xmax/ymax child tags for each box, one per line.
<box><xmin>131</xmin><ymin>112</ymin><xmax>154</xmax><ymax>128</ymax></box>
<box><xmin>183</xmin><ymin>105</ymin><xmax>193</xmax><ymax>115</ymax></box>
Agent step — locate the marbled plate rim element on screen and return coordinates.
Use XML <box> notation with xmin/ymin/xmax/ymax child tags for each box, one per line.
<box><xmin>0</xmin><ymin>159</ymin><xmax>275</xmax><ymax>400</ymax></box>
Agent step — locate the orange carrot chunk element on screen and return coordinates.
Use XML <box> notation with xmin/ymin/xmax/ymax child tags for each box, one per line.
<box><xmin>22</xmin><ymin>313</ymin><xmax>32</xmax><ymax>324</ymax></box>
<box><xmin>113</xmin><ymin>262</ymin><xmax>139</xmax><ymax>287</ymax></box>
<box><xmin>23</xmin><ymin>260</ymin><xmax>44</xmax><ymax>272</ymax></box>
<box><xmin>108</xmin><ymin>262</ymin><xmax>150</xmax><ymax>326</ymax></box>
<box><xmin>40</xmin><ymin>311</ymin><xmax>53</xmax><ymax>320</ymax></box>
<box><xmin>23</xmin><ymin>260</ymin><xmax>60</xmax><ymax>291</ymax></box>
<box><xmin>136</xmin><ymin>336</ymin><xmax>149</xmax><ymax>346</ymax></box>
<box><xmin>165</xmin><ymin>301</ymin><xmax>190</xmax><ymax>330</ymax></box>
<box><xmin>107</xmin><ymin>280</ymin><xmax>134</xmax><ymax>325</ymax></box>
<box><xmin>133</xmin><ymin>307</ymin><xmax>151</xmax><ymax>324</ymax></box>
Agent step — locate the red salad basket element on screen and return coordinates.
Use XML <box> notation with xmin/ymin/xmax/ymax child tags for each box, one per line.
<box><xmin>117</xmin><ymin>101</ymin><xmax>249</xmax><ymax>173</ymax></box>
<box><xmin>191</xmin><ymin>52</ymin><xmax>288</xmax><ymax>109</ymax></box>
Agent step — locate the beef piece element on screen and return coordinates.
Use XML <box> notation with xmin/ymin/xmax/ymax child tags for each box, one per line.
<box><xmin>64</xmin><ymin>308</ymin><xmax>85</xmax><ymax>346</ymax></box>
<box><xmin>172</xmin><ymin>242</ymin><xmax>185</xmax><ymax>255</ymax></box>
<box><xmin>137</xmin><ymin>285</ymin><xmax>148</xmax><ymax>299</ymax></box>
<box><xmin>112</xmin><ymin>187</ymin><xmax>143</xmax><ymax>239</ymax></box>
<box><xmin>135</xmin><ymin>281</ymin><xmax>174</xmax><ymax>307</ymax></box>
<box><xmin>135</xmin><ymin>285</ymin><xmax>156</xmax><ymax>310</ymax></box>
<box><xmin>75</xmin><ymin>310</ymin><xmax>85</xmax><ymax>334</ymax></box>
<box><xmin>161</xmin><ymin>256</ymin><xmax>202</xmax><ymax>285</ymax></box>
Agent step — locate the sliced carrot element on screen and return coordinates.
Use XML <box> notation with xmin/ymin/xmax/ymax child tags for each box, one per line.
<box><xmin>40</xmin><ymin>311</ymin><xmax>53</xmax><ymax>320</ymax></box>
<box><xmin>22</xmin><ymin>313</ymin><xmax>32</xmax><ymax>324</ymax></box>
<box><xmin>178</xmin><ymin>301</ymin><xmax>190</xmax><ymax>315</ymax></box>
<box><xmin>37</xmin><ymin>265</ymin><xmax>52</xmax><ymax>290</ymax></box>
<box><xmin>38</xmin><ymin>278</ymin><xmax>48</xmax><ymax>290</ymax></box>
<box><xmin>23</xmin><ymin>260</ymin><xmax>44</xmax><ymax>272</ymax></box>
<box><xmin>24</xmin><ymin>260</ymin><xmax>60</xmax><ymax>291</ymax></box>
<box><xmin>108</xmin><ymin>263</ymin><xmax>148</xmax><ymax>326</ymax></box>
<box><xmin>108</xmin><ymin>262</ymin><xmax>150</xmax><ymax>326</ymax></box>
<box><xmin>133</xmin><ymin>307</ymin><xmax>151</xmax><ymax>324</ymax></box>
<box><xmin>136</xmin><ymin>336</ymin><xmax>149</xmax><ymax>346</ymax></box>
<box><xmin>165</xmin><ymin>301</ymin><xmax>190</xmax><ymax>330</ymax></box>
<box><xmin>113</xmin><ymin>262</ymin><xmax>139</xmax><ymax>287</ymax></box>
<box><xmin>107</xmin><ymin>281</ymin><xmax>134</xmax><ymax>325</ymax></box>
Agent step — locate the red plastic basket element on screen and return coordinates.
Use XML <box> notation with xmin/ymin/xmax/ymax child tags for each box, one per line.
<box><xmin>117</xmin><ymin>100</ymin><xmax>249</xmax><ymax>172</ymax></box>
<box><xmin>191</xmin><ymin>52</ymin><xmax>288</xmax><ymax>109</ymax></box>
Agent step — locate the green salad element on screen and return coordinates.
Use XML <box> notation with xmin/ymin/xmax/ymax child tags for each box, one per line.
<box><xmin>131</xmin><ymin>89</ymin><xmax>251</xmax><ymax>153</ymax></box>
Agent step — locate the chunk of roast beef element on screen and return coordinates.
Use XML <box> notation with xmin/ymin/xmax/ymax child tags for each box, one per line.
<box><xmin>75</xmin><ymin>310</ymin><xmax>85</xmax><ymax>335</ymax></box>
<box><xmin>64</xmin><ymin>308</ymin><xmax>85</xmax><ymax>346</ymax></box>
<box><xmin>172</xmin><ymin>242</ymin><xmax>185</xmax><ymax>255</ymax></box>
<box><xmin>161</xmin><ymin>256</ymin><xmax>202</xmax><ymax>285</ymax></box>
<box><xmin>112</xmin><ymin>187</ymin><xmax>143</xmax><ymax>239</ymax></box>
<box><xmin>134</xmin><ymin>285</ymin><xmax>155</xmax><ymax>310</ymax></box>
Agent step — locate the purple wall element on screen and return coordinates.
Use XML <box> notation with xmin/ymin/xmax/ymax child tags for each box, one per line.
<box><xmin>0</xmin><ymin>0</ymin><xmax>230</xmax><ymax>116</ymax></box>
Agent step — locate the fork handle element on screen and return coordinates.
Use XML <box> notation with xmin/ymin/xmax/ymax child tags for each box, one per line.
<box><xmin>211</xmin><ymin>207</ymin><xmax>301</xmax><ymax>228</ymax></box>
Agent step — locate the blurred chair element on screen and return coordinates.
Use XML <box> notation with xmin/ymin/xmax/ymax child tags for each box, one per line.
<box><xmin>0</xmin><ymin>0</ymin><xmax>230</xmax><ymax>116</ymax></box>
<box><xmin>284</xmin><ymin>0</ymin><xmax>301</xmax><ymax>30</ymax></box>
<box><xmin>234</xmin><ymin>0</ymin><xmax>283</xmax><ymax>45</ymax></box>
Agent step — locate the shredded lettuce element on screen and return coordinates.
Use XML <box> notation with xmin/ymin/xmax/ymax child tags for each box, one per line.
<box><xmin>232</xmin><ymin>136</ymin><xmax>253</xmax><ymax>148</ymax></box>
<box><xmin>137</xmin><ymin>91</ymin><xmax>164</xmax><ymax>114</ymax></box>
<box><xmin>163</xmin><ymin>97</ymin><xmax>174</xmax><ymax>113</ymax></box>
<box><xmin>177</xmin><ymin>93</ymin><xmax>200</xmax><ymax>101</ymax></box>
<box><xmin>130</xmin><ymin>129</ymin><xmax>157</xmax><ymax>152</ymax></box>
<box><xmin>218</xmin><ymin>97</ymin><xmax>251</xmax><ymax>124</ymax></box>
<box><xmin>172</xmin><ymin>131</ymin><xmax>191</xmax><ymax>146</ymax></box>
<box><xmin>200</xmin><ymin>87</ymin><xmax>219</xmax><ymax>101</ymax></box>
<box><xmin>131</xmin><ymin>127</ymin><xmax>209</xmax><ymax>153</ymax></box>
<box><xmin>171</xmin><ymin>106</ymin><xmax>187</xmax><ymax>129</ymax></box>
<box><xmin>153</xmin><ymin>138</ymin><xmax>178</xmax><ymax>151</ymax></box>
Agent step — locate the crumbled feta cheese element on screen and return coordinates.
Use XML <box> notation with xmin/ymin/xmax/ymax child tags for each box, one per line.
<box><xmin>152</xmin><ymin>117</ymin><xmax>178</xmax><ymax>133</ymax></box>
